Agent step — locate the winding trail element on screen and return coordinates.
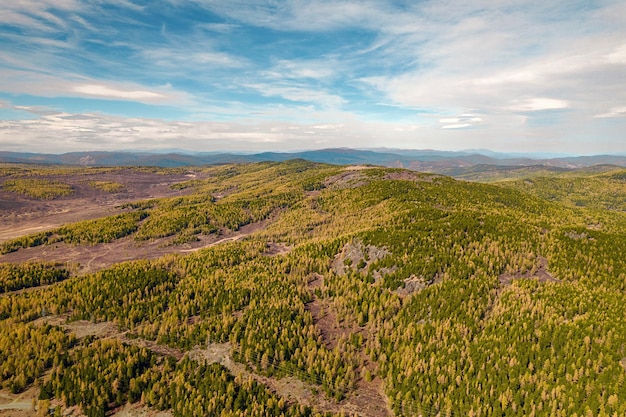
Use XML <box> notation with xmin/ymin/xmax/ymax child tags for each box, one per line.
<box><xmin>179</xmin><ymin>233</ymin><xmax>248</xmax><ymax>253</ymax></box>
<box><xmin>0</xmin><ymin>401</ymin><xmax>31</xmax><ymax>411</ymax></box>
<box><xmin>85</xmin><ymin>246</ymin><xmax>112</xmax><ymax>271</ymax></box>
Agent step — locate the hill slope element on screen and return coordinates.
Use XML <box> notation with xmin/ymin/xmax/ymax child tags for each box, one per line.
<box><xmin>1</xmin><ymin>161</ymin><xmax>626</xmax><ymax>416</ymax></box>
<box><xmin>2</xmin><ymin>149</ymin><xmax>625</xmax><ymax>174</ymax></box>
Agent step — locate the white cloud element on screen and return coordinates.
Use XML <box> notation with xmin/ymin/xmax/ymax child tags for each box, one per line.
<box><xmin>1</xmin><ymin>105</ymin><xmax>624</xmax><ymax>155</ymax></box>
<box><xmin>605</xmin><ymin>44</ymin><xmax>626</xmax><ymax>64</ymax></box>
<box><xmin>0</xmin><ymin>69</ymin><xmax>192</xmax><ymax>106</ymax></box>
<box><xmin>199</xmin><ymin>23</ymin><xmax>240</xmax><ymax>33</ymax></box>
<box><xmin>0</xmin><ymin>0</ymin><xmax>624</xmax><ymax>155</ymax></box>
<box><xmin>0</xmin><ymin>1</ymin><xmax>83</xmax><ymax>32</ymax></box>
<box><xmin>0</xmin><ymin>105</ymin><xmax>419</xmax><ymax>153</ymax></box>
<box><xmin>354</xmin><ymin>0</ymin><xmax>625</xmax><ymax>140</ymax></box>
<box><xmin>194</xmin><ymin>0</ymin><xmax>411</xmax><ymax>33</ymax></box>
<box><xmin>594</xmin><ymin>107</ymin><xmax>626</xmax><ymax>118</ymax></box>
<box><xmin>72</xmin><ymin>84</ymin><xmax>166</xmax><ymax>100</ymax></box>
<box><xmin>439</xmin><ymin>117</ymin><xmax>482</xmax><ymax>124</ymax></box>
<box><xmin>142</xmin><ymin>49</ymin><xmax>248</xmax><ymax>69</ymax></box>
<box><xmin>509</xmin><ymin>98</ymin><xmax>569</xmax><ymax>112</ymax></box>
<box><xmin>267</xmin><ymin>59</ymin><xmax>336</xmax><ymax>80</ymax></box>
<box><xmin>439</xmin><ymin>113</ymin><xmax>484</xmax><ymax>129</ymax></box>
<box><xmin>441</xmin><ymin>123</ymin><xmax>472</xmax><ymax>129</ymax></box>
<box><xmin>243</xmin><ymin>82</ymin><xmax>346</xmax><ymax>109</ymax></box>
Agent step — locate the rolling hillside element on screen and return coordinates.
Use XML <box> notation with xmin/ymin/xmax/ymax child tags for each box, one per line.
<box><xmin>2</xmin><ymin>149</ymin><xmax>625</xmax><ymax>174</ymax></box>
<box><xmin>1</xmin><ymin>161</ymin><xmax>626</xmax><ymax>416</ymax></box>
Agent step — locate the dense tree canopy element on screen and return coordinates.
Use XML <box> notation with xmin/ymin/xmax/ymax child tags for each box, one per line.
<box><xmin>1</xmin><ymin>161</ymin><xmax>625</xmax><ymax>416</ymax></box>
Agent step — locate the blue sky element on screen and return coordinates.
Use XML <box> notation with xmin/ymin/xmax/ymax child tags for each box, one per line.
<box><xmin>0</xmin><ymin>0</ymin><xmax>625</xmax><ymax>154</ymax></box>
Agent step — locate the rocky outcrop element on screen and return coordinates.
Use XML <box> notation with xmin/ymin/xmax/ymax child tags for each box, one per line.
<box><xmin>331</xmin><ymin>238</ymin><xmax>389</xmax><ymax>276</ymax></box>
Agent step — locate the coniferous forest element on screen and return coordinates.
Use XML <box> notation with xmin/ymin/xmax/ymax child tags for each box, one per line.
<box><xmin>1</xmin><ymin>160</ymin><xmax>626</xmax><ymax>416</ymax></box>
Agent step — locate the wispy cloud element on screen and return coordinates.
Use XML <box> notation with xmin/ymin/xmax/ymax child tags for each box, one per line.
<box><xmin>265</xmin><ymin>59</ymin><xmax>337</xmax><ymax>81</ymax></box>
<box><xmin>509</xmin><ymin>98</ymin><xmax>569</xmax><ymax>112</ymax></box>
<box><xmin>2</xmin><ymin>104</ymin><xmax>623</xmax><ymax>155</ymax></box>
<box><xmin>141</xmin><ymin>48</ymin><xmax>249</xmax><ymax>69</ymax></box>
<box><xmin>242</xmin><ymin>82</ymin><xmax>346</xmax><ymax>110</ymax></box>
<box><xmin>0</xmin><ymin>1</ymin><xmax>85</xmax><ymax>33</ymax></box>
<box><xmin>0</xmin><ymin>69</ymin><xmax>192</xmax><ymax>106</ymax></box>
<box><xmin>605</xmin><ymin>44</ymin><xmax>626</xmax><ymax>65</ymax></box>
<box><xmin>439</xmin><ymin>114</ymin><xmax>484</xmax><ymax>129</ymax></box>
<box><xmin>0</xmin><ymin>107</ymin><xmax>401</xmax><ymax>153</ymax></box>
<box><xmin>0</xmin><ymin>0</ymin><xmax>624</xmax><ymax>154</ymax></box>
<box><xmin>594</xmin><ymin>107</ymin><xmax>626</xmax><ymax>118</ymax></box>
<box><xmin>194</xmin><ymin>0</ymin><xmax>412</xmax><ymax>32</ymax></box>
<box><xmin>72</xmin><ymin>84</ymin><xmax>166</xmax><ymax>101</ymax></box>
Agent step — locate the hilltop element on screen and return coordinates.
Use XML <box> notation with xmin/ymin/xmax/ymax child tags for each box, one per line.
<box><xmin>1</xmin><ymin>160</ymin><xmax>626</xmax><ymax>416</ymax></box>
<box><xmin>2</xmin><ymin>149</ymin><xmax>625</xmax><ymax>177</ymax></box>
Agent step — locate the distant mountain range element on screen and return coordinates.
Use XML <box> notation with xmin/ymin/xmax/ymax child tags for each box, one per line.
<box><xmin>2</xmin><ymin>149</ymin><xmax>625</xmax><ymax>176</ymax></box>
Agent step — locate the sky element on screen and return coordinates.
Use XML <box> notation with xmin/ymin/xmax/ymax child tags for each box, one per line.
<box><xmin>0</xmin><ymin>0</ymin><xmax>625</xmax><ymax>155</ymax></box>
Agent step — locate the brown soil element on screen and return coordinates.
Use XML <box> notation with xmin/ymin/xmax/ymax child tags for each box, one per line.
<box><xmin>383</xmin><ymin>170</ymin><xmax>440</xmax><ymax>183</ymax></box>
<box><xmin>0</xmin><ymin>231</ymin><xmax>213</xmax><ymax>275</ymax></box>
<box><xmin>306</xmin><ymin>298</ymin><xmax>343</xmax><ymax>349</ymax></box>
<box><xmin>0</xmin><ymin>215</ymin><xmax>269</xmax><ymax>277</ymax></box>
<box><xmin>481</xmin><ymin>257</ymin><xmax>560</xmax><ymax>325</ymax></box>
<box><xmin>341</xmin><ymin>374</ymin><xmax>391</xmax><ymax>417</ymax></box>
<box><xmin>305</xmin><ymin>273</ymin><xmax>354</xmax><ymax>350</ymax></box>
<box><xmin>0</xmin><ymin>169</ymin><xmax>201</xmax><ymax>244</ymax></box>
<box><xmin>34</xmin><ymin>310</ymin><xmax>392</xmax><ymax>416</ymax></box>
<box><xmin>263</xmin><ymin>242</ymin><xmax>293</xmax><ymax>256</ymax></box>
<box><xmin>498</xmin><ymin>256</ymin><xmax>559</xmax><ymax>286</ymax></box>
<box><xmin>307</xmin><ymin>273</ymin><xmax>324</xmax><ymax>288</ymax></box>
<box><xmin>304</xmin><ymin>274</ymin><xmax>392</xmax><ymax>416</ymax></box>
<box><xmin>0</xmin><ymin>386</ymin><xmax>37</xmax><ymax>416</ymax></box>
<box><xmin>191</xmin><ymin>341</ymin><xmax>390</xmax><ymax>417</ymax></box>
<box><xmin>36</xmin><ymin>315</ymin><xmax>185</xmax><ymax>361</ymax></box>
<box><xmin>323</xmin><ymin>170</ymin><xmax>368</xmax><ymax>190</ymax></box>
<box><xmin>112</xmin><ymin>403</ymin><xmax>173</xmax><ymax>417</ymax></box>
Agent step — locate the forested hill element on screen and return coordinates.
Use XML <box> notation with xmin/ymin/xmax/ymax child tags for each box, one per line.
<box><xmin>2</xmin><ymin>148</ymin><xmax>625</xmax><ymax>174</ymax></box>
<box><xmin>1</xmin><ymin>160</ymin><xmax>626</xmax><ymax>416</ymax></box>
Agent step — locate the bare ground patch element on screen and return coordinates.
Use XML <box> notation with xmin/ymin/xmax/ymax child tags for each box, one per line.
<box><xmin>395</xmin><ymin>274</ymin><xmax>431</xmax><ymax>296</ymax></box>
<box><xmin>35</xmin><ymin>316</ymin><xmax>186</xmax><ymax>360</ymax></box>
<box><xmin>305</xmin><ymin>273</ymin><xmax>353</xmax><ymax>350</ymax></box>
<box><xmin>0</xmin><ymin>236</ymin><xmax>177</xmax><ymax>275</ymax></box>
<box><xmin>191</xmin><ymin>342</ymin><xmax>389</xmax><ymax>417</ymax></box>
<box><xmin>0</xmin><ymin>386</ymin><xmax>37</xmax><ymax>416</ymax></box>
<box><xmin>498</xmin><ymin>256</ymin><xmax>559</xmax><ymax>286</ymax></box>
<box><xmin>383</xmin><ymin>170</ymin><xmax>441</xmax><ymax>183</ymax></box>
<box><xmin>33</xmin><ymin>312</ymin><xmax>391</xmax><ymax>416</ymax></box>
<box><xmin>263</xmin><ymin>242</ymin><xmax>293</xmax><ymax>256</ymax></box>
<box><xmin>307</xmin><ymin>273</ymin><xmax>324</xmax><ymax>289</ymax></box>
<box><xmin>112</xmin><ymin>403</ymin><xmax>173</xmax><ymax>417</ymax></box>
<box><xmin>190</xmin><ymin>343</ymin><xmax>320</xmax><ymax>411</ymax></box>
<box><xmin>0</xmin><ymin>221</ymin><xmax>268</xmax><ymax>275</ymax></box>
<box><xmin>304</xmin><ymin>275</ymin><xmax>392</xmax><ymax>416</ymax></box>
<box><xmin>479</xmin><ymin>257</ymin><xmax>560</xmax><ymax>325</ymax></box>
<box><xmin>0</xmin><ymin>200</ymin><xmax>286</xmax><ymax>278</ymax></box>
<box><xmin>178</xmin><ymin>220</ymin><xmax>271</xmax><ymax>254</ymax></box>
<box><xmin>331</xmin><ymin>239</ymin><xmax>389</xmax><ymax>277</ymax></box>
<box><xmin>306</xmin><ymin>298</ymin><xmax>344</xmax><ymax>350</ymax></box>
<box><xmin>323</xmin><ymin>170</ymin><xmax>369</xmax><ymax>190</ymax></box>
<box><xmin>340</xmin><ymin>374</ymin><xmax>391</xmax><ymax>417</ymax></box>
<box><xmin>0</xmin><ymin>169</ymin><xmax>203</xmax><ymax>244</ymax></box>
